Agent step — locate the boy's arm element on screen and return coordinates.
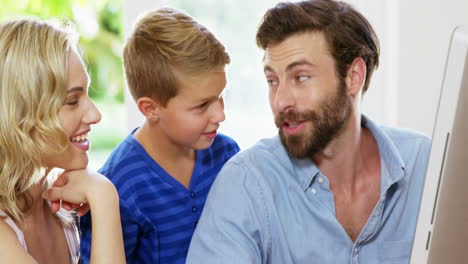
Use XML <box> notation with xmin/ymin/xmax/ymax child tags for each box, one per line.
<box><xmin>79</xmin><ymin>213</ymin><xmax>92</xmax><ymax>263</ymax></box>
<box><xmin>119</xmin><ymin>203</ymin><xmax>146</xmax><ymax>262</ymax></box>
<box><xmin>186</xmin><ymin>162</ymin><xmax>269</xmax><ymax>263</ymax></box>
<box><xmin>79</xmin><ymin>200</ymin><xmax>144</xmax><ymax>263</ymax></box>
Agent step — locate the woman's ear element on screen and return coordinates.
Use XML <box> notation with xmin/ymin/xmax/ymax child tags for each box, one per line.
<box><xmin>136</xmin><ymin>97</ymin><xmax>160</xmax><ymax>122</ymax></box>
<box><xmin>345</xmin><ymin>57</ymin><xmax>367</xmax><ymax>97</ymax></box>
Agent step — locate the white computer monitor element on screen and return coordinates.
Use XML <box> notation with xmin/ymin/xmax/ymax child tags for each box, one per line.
<box><xmin>411</xmin><ymin>25</ymin><xmax>468</xmax><ymax>263</ymax></box>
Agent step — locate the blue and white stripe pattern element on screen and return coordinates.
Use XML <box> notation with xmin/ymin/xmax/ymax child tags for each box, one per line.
<box><xmin>80</xmin><ymin>131</ymin><xmax>239</xmax><ymax>264</ymax></box>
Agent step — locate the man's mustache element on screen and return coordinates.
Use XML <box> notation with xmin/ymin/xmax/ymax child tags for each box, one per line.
<box><xmin>275</xmin><ymin>110</ymin><xmax>319</xmax><ymax>128</ymax></box>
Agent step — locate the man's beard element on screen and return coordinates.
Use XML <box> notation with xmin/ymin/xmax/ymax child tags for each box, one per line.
<box><xmin>275</xmin><ymin>81</ymin><xmax>351</xmax><ymax>159</ymax></box>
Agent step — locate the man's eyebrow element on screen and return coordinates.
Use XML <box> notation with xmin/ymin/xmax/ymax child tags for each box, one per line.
<box><xmin>67</xmin><ymin>87</ymin><xmax>84</xmax><ymax>94</ymax></box>
<box><xmin>264</xmin><ymin>65</ymin><xmax>275</xmax><ymax>74</ymax></box>
<box><xmin>264</xmin><ymin>60</ymin><xmax>316</xmax><ymax>74</ymax></box>
<box><xmin>285</xmin><ymin>60</ymin><xmax>316</xmax><ymax>72</ymax></box>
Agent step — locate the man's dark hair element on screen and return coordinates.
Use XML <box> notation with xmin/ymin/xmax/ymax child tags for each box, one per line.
<box><xmin>256</xmin><ymin>0</ymin><xmax>380</xmax><ymax>93</ymax></box>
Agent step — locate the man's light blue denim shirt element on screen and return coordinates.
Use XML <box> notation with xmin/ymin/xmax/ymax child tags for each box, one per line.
<box><xmin>186</xmin><ymin>116</ymin><xmax>431</xmax><ymax>264</ymax></box>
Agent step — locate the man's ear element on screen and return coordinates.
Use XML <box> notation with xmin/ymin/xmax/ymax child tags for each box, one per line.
<box><xmin>345</xmin><ymin>57</ymin><xmax>367</xmax><ymax>97</ymax></box>
<box><xmin>136</xmin><ymin>96</ymin><xmax>161</xmax><ymax>122</ymax></box>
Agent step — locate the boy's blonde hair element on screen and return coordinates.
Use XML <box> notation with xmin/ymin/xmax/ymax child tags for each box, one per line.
<box><xmin>123</xmin><ymin>8</ymin><xmax>230</xmax><ymax>106</ymax></box>
<box><xmin>0</xmin><ymin>19</ymin><xmax>77</xmax><ymax>221</ymax></box>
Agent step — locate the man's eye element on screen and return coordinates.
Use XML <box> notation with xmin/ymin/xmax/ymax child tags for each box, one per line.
<box><xmin>297</xmin><ymin>75</ymin><xmax>309</xmax><ymax>82</ymax></box>
<box><xmin>267</xmin><ymin>79</ymin><xmax>278</xmax><ymax>86</ymax></box>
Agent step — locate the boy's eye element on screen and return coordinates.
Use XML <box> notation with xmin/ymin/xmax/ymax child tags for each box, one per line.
<box><xmin>197</xmin><ymin>102</ymin><xmax>208</xmax><ymax>109</ymax></box>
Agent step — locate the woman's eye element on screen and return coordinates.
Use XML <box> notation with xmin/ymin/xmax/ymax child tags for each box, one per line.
<box><xmin>64</xmin><ymin>94</ymin><xmax>81</xmax><ymax>106</ymax></box>
<box><xmin>66</xmin><ymin>100</ymin><xmax>79</xmax><ymax>106</ymax></box>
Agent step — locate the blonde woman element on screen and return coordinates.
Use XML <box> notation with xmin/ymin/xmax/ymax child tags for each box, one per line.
<box><xmin>0</xmin><ymin>19</ymin><xmax>125</xmax><ymax>263</ymax></box>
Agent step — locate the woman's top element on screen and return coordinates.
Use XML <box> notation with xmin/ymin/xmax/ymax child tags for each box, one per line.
<box><xmin>0</xmin><ymin>209</ymin><xmax>80</xmax><ymax>264</ymax></box>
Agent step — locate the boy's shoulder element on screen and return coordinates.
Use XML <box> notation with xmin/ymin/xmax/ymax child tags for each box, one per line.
<box><xmin>209</xmin><ymin>133</ymin><xmax>240</xmax><ymax>156</ymax></box>
<box><xmin>98</xmin><ymin>131</ymin><xmax>239</xmax><ymax>181</ymax></box>
<box><xmin>194</xmin><ymin>133</ymin><xmax>240</xmax><ymax>170</ymax></box>
<box><xmin>210</xmin><ymin>133</ymin><xmax>240</xmax><ymax>153</ymax></box>
<box><xmin>98</xmin><ymin>130</ymin><xmax>150</xmax><ymax>181</ymax></box>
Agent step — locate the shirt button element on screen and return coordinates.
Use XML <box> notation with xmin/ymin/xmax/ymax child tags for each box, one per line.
<box><xmin>354</xmin><ymin>247</ymin><xmax>359</xmax><ymax>254</ymax></box>
<box><xmin>311</xmin><ymin>188</ymin><xmax>317</xmax><ymax>194</ymax></box>
<box><xmin>190</xmin><ymin>192</ymin><xmax>195</xmax><ymax>198</ymax></box>
<box><xmin>192</xmin><ymin>206</ymin><xmax>197</xmax><ymax>213</ymax></box>
<box><xmin>317</xmin><ymin>177</ymin><xmax>324</xmax><ymax>184</ymax></box>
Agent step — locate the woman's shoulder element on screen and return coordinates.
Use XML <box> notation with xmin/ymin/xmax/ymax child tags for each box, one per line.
<box><xmin>0</xmin><ymin>211</ymin><xmax>36</xmax><ymax>263</ymax></box>
<box><xmin>0</xmin><ymin>210</ymin><xmax>27</xmax><ymax>248</ymax></box>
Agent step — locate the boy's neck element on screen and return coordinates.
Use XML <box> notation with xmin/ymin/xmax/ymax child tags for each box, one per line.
<box><xmin>134</xmin><ymin>121</ymin><xmax>196</xmax><ymax>189</ymax></box>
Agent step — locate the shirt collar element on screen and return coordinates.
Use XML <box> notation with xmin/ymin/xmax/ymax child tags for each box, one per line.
<box><xmin>291</xmin><ymin>157</ymin><xmax>320</xmax><ymax>191</ymax></box>
<box><xmin>289</xmin><ymin>115</ymin><xmax>406</xmax><ymax>192</ymax></box>
<box><xmin>363</xmin><ymin>115</ymin><xmax>406</xmax><ymax>193</ymax></box>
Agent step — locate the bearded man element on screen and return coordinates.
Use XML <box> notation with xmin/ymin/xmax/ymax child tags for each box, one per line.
<box><xmin>186</xmin><ymin>1</ymin><xmax>431</xmax><ymax>263</ymax></box>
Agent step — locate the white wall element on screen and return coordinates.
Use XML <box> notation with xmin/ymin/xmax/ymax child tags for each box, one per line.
<box><xmin>122</xmin><ymin>0</ymin><xmax>162</xmax><ymax>131</ymax></box>
<box><xmin>349</xmin><ymin>0</ymin><xmax>399</xmax><ymax>127</ymax></box>
<box><xmin>397</xmin><ymin>0</ymin><xmax>468</xmax><ymax>136</ymax></box>
<box><xmin>122</xmin><ymin>0</ymin><xmax>468</xmax><ymax>142</ymax></box>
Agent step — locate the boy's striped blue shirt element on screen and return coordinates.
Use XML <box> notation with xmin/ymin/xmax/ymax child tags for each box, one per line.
<box><xmin>79</xmin><ymin>130</ymin><xmax>240</xmax><ymax>263</ymax></box>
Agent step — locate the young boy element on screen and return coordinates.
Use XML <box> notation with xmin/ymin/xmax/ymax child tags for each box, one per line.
<box><xmin>79</xmin><ymin>8</ymin><xmax>240</xmax><ymax>264</ymax></box>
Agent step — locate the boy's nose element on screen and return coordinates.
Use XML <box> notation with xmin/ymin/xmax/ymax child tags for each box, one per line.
<box><xmin>210</xmin><ymin>98</ymin><xmax>225</xmax><ymax>123</ymax></box>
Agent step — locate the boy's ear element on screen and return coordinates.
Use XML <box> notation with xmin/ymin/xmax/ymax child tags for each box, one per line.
<box><xmin>136</xmin><ymin>97</ymin><xmax>161</xmax><ymax>122</ymax></box>
<box><xmin>345</xmin><ymin>57</ymin><xmax>367</xmax><ymax>97</ymax></box>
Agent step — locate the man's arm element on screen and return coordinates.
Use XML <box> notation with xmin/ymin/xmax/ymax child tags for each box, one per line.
<box><xmin>186</xmin><ymin>162</ymin><xmax>270</xmax><ymax>263</ymax></box>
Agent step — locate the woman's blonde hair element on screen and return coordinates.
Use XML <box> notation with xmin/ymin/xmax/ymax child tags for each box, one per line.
<box><xmin>0</xmin><ymin>19</ymin><xmax>78</xmax><ymax>221</ymax></box>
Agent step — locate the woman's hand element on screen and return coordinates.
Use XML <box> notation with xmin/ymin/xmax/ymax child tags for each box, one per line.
<box><xmin>43</xmin><ymin>168</ymin><xmax>124</xmax><ymax>263</ymax></box>
<box><xmin>42</xmin><ymin>169</ymin><xmax>114</xmax><ymax>216</ymax></box>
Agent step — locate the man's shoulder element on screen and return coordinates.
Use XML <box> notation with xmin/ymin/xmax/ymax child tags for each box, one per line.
<box><xmin>378</xmin><ymin>125</ymin><xmax>432</xmax><ymax>170</ymax></box>
<box><xmin>205</xmin><ymin>135</ymin><xmax>294</xmax><ymax>212</ymax></box>
<box><xmin>228</xmin><ymin>135</ymin><xmax>283</xmax><ymax>162</ymax></box>
<box><xmin>219</xmin><ymin>135</ymin><xmax>291</xmax><ymax>181</ymax></box>
<box><xmin>379</xmin><ymin>125</ymin><xmax>431</xmax><ymax>148</ymax></box>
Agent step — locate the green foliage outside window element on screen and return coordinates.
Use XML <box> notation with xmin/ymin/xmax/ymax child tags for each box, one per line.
<box><xmin>0</xmin><ymin>0</ymin><xmax>125</xmax><ymax>104</ymax></box>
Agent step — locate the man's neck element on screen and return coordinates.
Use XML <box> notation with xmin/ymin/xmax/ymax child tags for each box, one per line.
<box><xmin>313</xmin><ymin>114</ymin><xmax>381</xmax><ymax>242</ymax></box>
<box><xmin>312</xmin><ymin>114</ymin><xmax>380</xmax><ymax>191</ymax></box>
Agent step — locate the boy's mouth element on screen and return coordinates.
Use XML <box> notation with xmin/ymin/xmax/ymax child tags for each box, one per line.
<box><xmin>202</xmin><ymin>130</ymin><xmax>217</xmax><ymax>139</ymax></box>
